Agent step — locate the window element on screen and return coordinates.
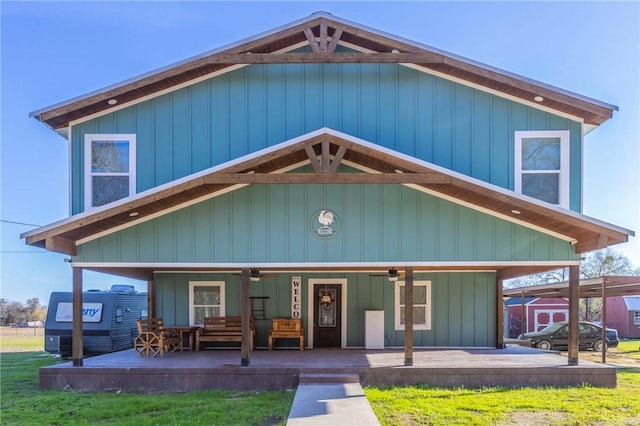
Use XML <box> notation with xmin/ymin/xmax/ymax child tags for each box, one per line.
<box><xmin>84</xmin><ymin>134</ymin><xmax>136</xmax><ymax>209</ymax></box>
<box><xmin>394</xmin><ymin>280</ymin><xmax>431</xmax><ymax>330</ymax></box>
<box><xmin>515</xmin><ymin>130</ymin><xmax>569</xmax><ymax>207</ymax></box>
<box><xmin>189</xmin><ymin>281</ymin><xmax>225</xmax><ymax>326</ymax></box>
<box><xmin>634</xmin><ymin>311</ymin><xmax>640</xmax><ymax>325</ymax></box>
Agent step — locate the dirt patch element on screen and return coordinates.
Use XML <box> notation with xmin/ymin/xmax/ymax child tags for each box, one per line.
<box><xmin>561</xmin><ymin>349</ymin><xmax>640</xmax><ymax>368</ymax></box>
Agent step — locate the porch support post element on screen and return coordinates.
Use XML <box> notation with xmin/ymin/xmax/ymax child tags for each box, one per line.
<box><xmin>72</xmin><ymin>267</ymin><xmax>83</xmax><ymax>366</ymax></box>
<box><xmin>147</xmin><ymin>280</ymin><xmax>155</xmax><ymax>318</ymax></box>
<box><xmin>240</xmin><ymin>268</ymin><xmax>251</xmax><ymax>367</ymax></box>
<box><xmin>567</xmin><ymin>265</ymin><xmax>580</xmax><ymax>366</ymax></box>
<box><xmin>520</xmin><ymin>291</ymin><xmax>526</xmax><ymax>339</ymax></box>
<box><xmin>601</xmin><ymin>277</ymin><xmax>607</xmax><ymax>364</ymax></box>
<box><xmin>404</xmin><ymin>266</ymin><xmax>414</xmax><ymax>366</ymax></box>
<box><xmin>496</xmin><ymin>276</ymin><xmax>505</xmax><ymax>349</ymax></box>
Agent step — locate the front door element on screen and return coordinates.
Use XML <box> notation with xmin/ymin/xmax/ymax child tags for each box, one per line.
<box><xmin>313</xmin><ymin>283</ymin><xmax>342</xmax><ymax>347</ymax></box>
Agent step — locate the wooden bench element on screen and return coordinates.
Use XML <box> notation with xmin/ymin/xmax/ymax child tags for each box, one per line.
<box><xmin>196</xmin><ymin>316</ymin><xmax>254</xmax><ymax>351</ymax></box>
<box><xmin>134</xmin><ymin>318</ymin><xmax>182</xmax><ymax>357</ymax></box>
<box><xmin>269</xmin><ymin>318</ymin><xmax>304</xmax><ymax>351</ymax></box>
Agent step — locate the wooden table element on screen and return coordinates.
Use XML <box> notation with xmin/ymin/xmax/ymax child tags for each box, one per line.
<box><xmin>167</xmin><ymin>326</ymin><xmax>200</xmax><ymax>351</ymax></box>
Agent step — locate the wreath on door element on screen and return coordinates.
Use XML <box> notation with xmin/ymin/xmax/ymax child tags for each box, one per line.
<box><xmin>320</xmin><ymin>290</ymin><xmax>334</xmax><ymax>308</ymax></box>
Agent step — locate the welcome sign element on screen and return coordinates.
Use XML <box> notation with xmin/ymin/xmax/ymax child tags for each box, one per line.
<box><xmin>291</xmin><ymin>277</ymin><xmax>302</xmax><ymax>318</ymax></box>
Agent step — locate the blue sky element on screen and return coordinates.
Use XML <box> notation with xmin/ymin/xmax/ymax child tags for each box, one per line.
<box><xmin>1</xmin><ymin>1</ymin><xmax>639</xmax><ymax>305</ymax></box>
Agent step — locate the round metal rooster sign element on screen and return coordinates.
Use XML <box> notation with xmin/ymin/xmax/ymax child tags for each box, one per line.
<box><xmin>311</xmin><ymin>209</ymin><xmax>340</xmax><ymax>238</ymax></box>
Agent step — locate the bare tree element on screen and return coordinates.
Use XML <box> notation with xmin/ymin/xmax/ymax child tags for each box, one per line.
<box><xmin>505</xmin><ymin>247</ymin><xmax>639</xmax><ymax>289</ymax></box>
<box><xmin>505</xmin><ymin>247</ymin><xmax>639</xmax><ymax>322</ymax></box>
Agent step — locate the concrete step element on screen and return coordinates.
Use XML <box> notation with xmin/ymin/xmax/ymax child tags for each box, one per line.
<box><xmin>298</xmin><ymin>373</ymin><xmax>360</xmax><ymax>384</ymax></box>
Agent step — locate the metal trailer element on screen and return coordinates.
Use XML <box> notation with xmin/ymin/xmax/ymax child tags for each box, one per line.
<box><xmin>44</xmin><ymin>285</ymin><xmax>147</xmax><ymax>357</ymax></box>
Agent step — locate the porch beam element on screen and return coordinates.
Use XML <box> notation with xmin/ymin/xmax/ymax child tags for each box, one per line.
<box><xmin>72</xmin><ymin>267</ymin><xmax>83</xmax><ymax>366</ymax></box>
<box><xmin>203</xmin><ymin>173</ymin><xmax>451</xmax><ymax>184</ymax></box>
<box><xmin>147</xmin><ymin>280</ymin><xmax>155</xmax><ymax>319</ymax></box>
<box><xmin>240</xmin><ymin>269</ymin><xmax>251</xmax><ymax>367</ymax></box>
<box><xmin>404</xmin><ymin>266</ymin><xmax>414</xmax><ymax>366</ymax></box>
<box><xmin>496</xmin><ymin>276</ymin><xmax>505</xmax><ymax>349</ymax></box>
<box><xmin>601</xmin><ymin>277</ymin><xmax>607</xmax><ymax>364</ymax></box>
<box><xmin>567</xmin><ymin>265</ymin><xmax>580</xmax><ymax>366</ymax></box>
<box><xmin>45</xmin><ymin>236</ymin><xmax>77</xmax><ymax>256</ymax></box>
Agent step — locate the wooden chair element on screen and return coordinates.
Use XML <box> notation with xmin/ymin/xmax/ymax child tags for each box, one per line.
<box><xmin>269</xmin><ymin>318</ymin><xmax>304</xmax><ymax>351</ymax></box>
<box><xmin>135</xmin><ymin>318</ymin><xmax>182</xmax><ymax>357</ymax></box>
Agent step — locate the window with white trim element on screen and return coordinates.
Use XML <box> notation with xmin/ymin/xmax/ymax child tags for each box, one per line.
<box><xmin>634</xmin><ymin>311</ymin><xmax>640</xmax><ymax>325</ymax></box>
<box><xmin>189</xmin><ymin>281</ymin><xmax>225</xmax><ymax>326</ymax></box>
<box><xmin>84</xmin><ymin>134</ymin><xmax>136</xmax><ymax>208</ymax></box>
<box><xmin>394</xmin><ymin>280</ymin><xmax>431</xmax><ymax>330</ymax></box>
<box><xmin>514</xmin><ymin>130</ymin><xmax>569</xmax><ymax>207</ymax></box>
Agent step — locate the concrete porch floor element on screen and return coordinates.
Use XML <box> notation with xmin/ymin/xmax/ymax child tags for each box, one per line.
<box><xmin>39</xmin><ymin>345</ymin><xmax>617</xmax><ymax>392</ymax></box>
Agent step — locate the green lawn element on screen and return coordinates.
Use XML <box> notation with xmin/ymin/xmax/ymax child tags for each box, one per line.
<box><xmin>2</xmin><ymin>330</ymin><xmax>639</xmax><ymax>425</ymax></box>
<box><xmin>0</xmin><ymin>352</ymin><xmax>294</xmax><ymax>425</ymax></box>
<box><xmin>366</xmin><ymin>340</ymin><xmax>640</xmax><ymax>426</ymax></box>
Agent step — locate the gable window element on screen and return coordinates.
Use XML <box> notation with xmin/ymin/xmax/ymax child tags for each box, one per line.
<box><xmin>394</xmin><ymin>280</ymin><xmax>431</xmax><ymax>330</ymax></box>
<box><xmin>84</xmin><ymin>134</ymin><xmax>136</xmax><ymax>208</ymax></box>
<box><xmin>189</xmin><ymin>281</ymin><xmax>225</xmax><ymax>326</ymax></box>
<box><xmin>514</xmin><ymin>130</ymin><xmax>569</xmax><ymax>207</ymax></box>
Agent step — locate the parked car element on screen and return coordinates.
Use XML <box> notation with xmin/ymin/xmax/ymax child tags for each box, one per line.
<box><xmin>518</xmin><ymin>321</ymin><xmax>619</xmax><ymax>352</ymax></box>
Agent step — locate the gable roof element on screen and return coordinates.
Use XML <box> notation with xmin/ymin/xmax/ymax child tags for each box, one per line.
<box><xmin>22</xmin><ymin>127</ymin><xmax>633</xmax><ymax>271</ymax></box>
<box><xmin>623</xmin><ymin>296</ymin><xmax>640</xmax><ymax>310</ymax></box>
<box><xmin>504</xmin><ymin>297</ymin><xmax>536</xmax><ymax>306</ymax></box>
<box><xmin>31</xmin><ymin>12</ymin><xmax>616</xmax><ymax>132</ymax></box>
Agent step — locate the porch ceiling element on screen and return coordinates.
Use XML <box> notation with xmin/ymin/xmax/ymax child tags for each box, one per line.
<box><xmin>32</xmin><ymin>13</ymin><xmax>615</xmax><ymax>130</ymax></box>
<box><xmin>22</xmin><ymin>129</ymin><xmax>632</xmax><ymax>265</ymax></box>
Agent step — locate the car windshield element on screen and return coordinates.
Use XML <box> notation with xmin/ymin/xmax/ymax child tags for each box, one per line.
<box><xmin>539</xmin><ymin>323</ymin><xmax>566</xmax><ymax>333</ymax></box>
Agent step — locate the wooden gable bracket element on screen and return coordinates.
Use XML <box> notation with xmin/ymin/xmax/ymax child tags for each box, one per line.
<box><xmin>199</xmin><ymin>137</ymin><xmax>453</xmax><ymax>184</ymax></box>
<box><xmin>304</xmin><ymin>139</ymin><xmax>347</xmax><ymax>173</ymax></box>
<box><xmin>303</xmin><ymin>19</ymin><xmax>343</xmax><ymax>53</ymax></box>
<box><xmin>45</xmin><ymin>236</ymin><xmax>77</xmax><ymax>256</ymax></box>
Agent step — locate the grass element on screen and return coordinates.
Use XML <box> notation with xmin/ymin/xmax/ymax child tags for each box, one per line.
<box><xmin>0</xmin><ymin>328</ymin><xmax>294</xmax><ymax>425</ymax></box>
<box><xmin>616</xmin><ymin>339</ymin><xmax>640</xmax><ymax>360</ymax></box>
<box><xmin>0</xmin><ymin>326</ymin><xmax>44</xmax><ymax>352</ymax></box>
<box><xmin>2</xmin><ymin>328</ymin><xmax>639</xmax><ymax>425</ymax></box>
<box><xmin>0</xmin><ymin>352</ymin><xmax>294</xmax><ymax>425</ymax></box>
<box><xmin>366</xmin><ymin>341</ymin><xmax>640</xmax><ymax>425</ymax></box>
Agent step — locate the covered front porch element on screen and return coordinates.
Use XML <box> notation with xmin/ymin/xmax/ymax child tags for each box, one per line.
<box><xmin>39</xmin><ymin>345</ymin><xmax>617</xmax><ymax>392</ymax></box>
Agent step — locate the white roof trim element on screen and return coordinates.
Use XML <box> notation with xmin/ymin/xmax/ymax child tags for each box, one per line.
<box><xmin>31</xmin><ymin>12</ymin><xmax>616</xmax><ymax>125</ymax></box>
<box><xmin>71</xmin><ymin>260</ymin><xmax>581</xmax><ymax>270</ymax></box>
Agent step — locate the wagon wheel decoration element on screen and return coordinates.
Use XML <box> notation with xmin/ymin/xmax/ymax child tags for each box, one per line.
<box><xmin>135</xmin><ymin>332</ymin><xmax>161</xmax><ymax>357</ymax></box>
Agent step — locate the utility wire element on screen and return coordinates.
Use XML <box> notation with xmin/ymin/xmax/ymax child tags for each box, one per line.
<box><xmin>0</xmin><ymin>219</ymin><xmax>41</xmax><ymax>227</ymax></box>
<box><xmin>1</xmin><ymin>251</ymin><xmax>53</xmax><ymax>254</ymax></box>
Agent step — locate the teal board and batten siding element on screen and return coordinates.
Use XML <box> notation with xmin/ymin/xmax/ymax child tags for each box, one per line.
<box><xmin>70</xmin><ymin>62</ymin><xmax>583</xmax><ymax>214</ymax></box>
<box><xmin>75</xmin><ymin>182</ymin><xmax>578</xmax><ymax>265</ymax></box>
<box><xmin>153</xmin><ymin>271</ymin><xmax>496</xmax><ymax>348</ymax></box>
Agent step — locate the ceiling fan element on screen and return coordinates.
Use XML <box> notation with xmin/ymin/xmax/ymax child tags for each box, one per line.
<box><xmin>369</xmin><ymin>268</ymin><xmax>404</xmax><ymax>282</ymax></box>
<box><xmin>232</xmin><ymin>269</ymin><xmax>278</xmax><ymax>281</ymax></box>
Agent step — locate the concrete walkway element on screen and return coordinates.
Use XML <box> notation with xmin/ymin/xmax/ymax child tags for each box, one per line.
<box><xmin>286</xmin><ymin>382</ymin><xmax>380</xmax><ymax>425</ymax></box>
